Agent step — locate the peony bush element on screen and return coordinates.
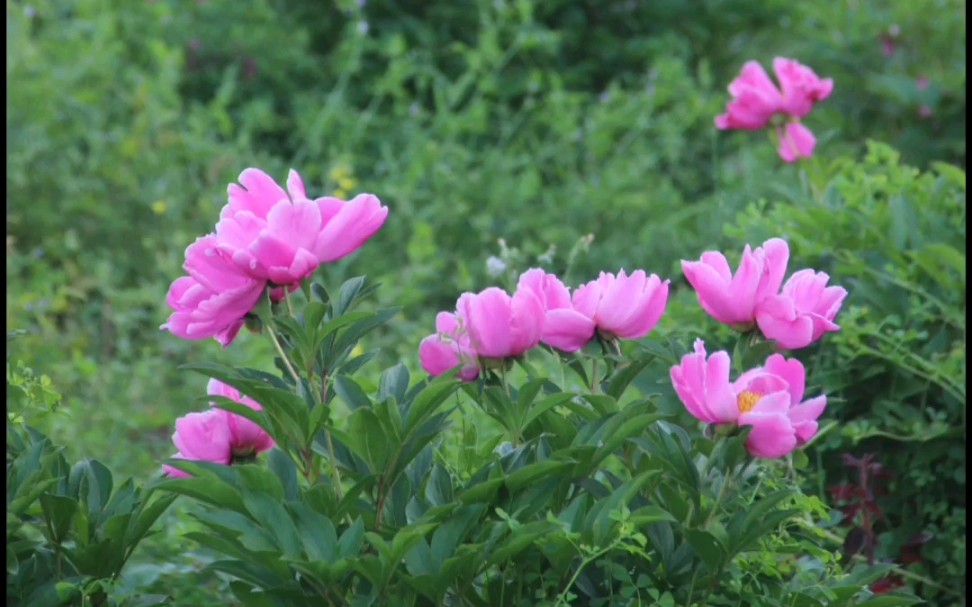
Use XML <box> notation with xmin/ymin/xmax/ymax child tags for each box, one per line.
<box><xmin>143</xmin><ymin>163</ymin><xmax>922</xmax><ymax>606</ymax></box>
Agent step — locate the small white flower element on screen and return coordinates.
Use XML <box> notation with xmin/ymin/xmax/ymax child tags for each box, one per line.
<box><xmin>486</xmin><ymin>256</ymin><xmax>507</xmax><ymax>277</ymax></box>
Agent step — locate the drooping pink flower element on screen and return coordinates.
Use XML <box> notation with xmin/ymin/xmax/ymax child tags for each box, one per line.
<box><xmin>517</xmin><ymin>268</ymin><xmax>596</xmax><ymax>352</ymax></box>
<box><xmin>418</xmin><ymin>311</ymin><xmax>480</xmax><ymax>381</ymax></box>
<box><xmin>570</xmin><ymin>269</ymin><xmax>669</xmax><ymax>341</ymax></box>
<box><xmin>773</xmin><ymin>58</ymin><xmax>834</xmax><ymax>118</ymax></box>
<box><xmin>161</xmin><ymin>235</ymin><xmax>266</xmax><ymax>347</ymax></box>
<box><xmin>163</xmin><ymin>409</ymin><xmax>233</xmax><ymax>478</ymax></box>
<box><xmin>755</xmin><ymin>269</ymin><xmax>847</xmax><ymax>350</ymax></box>
<box><xmin>715</xmin><ymin>58</ymin><xmax>833</xmax><ymax>162</ymax></box>
<box><xmin>206</xmin><ymin>379</ymin><xmax>275</xmax><ymax>455</ymax></box>
<box><xmin>456</xmin><ymin>287</ymin><xmax>545</xmax><ymax>359</ymax></box>
<box><xmin>776</xmin><ymin>121</ymin><xmax>818</xmax><ymax>163</ymax></box>
<box><xmin>714</xmin><ymin>61</ymin><xmax>784</xmax><ymax>131</ymax></box>
<box><xmin>681</xmin><ymin>238</ymin><xmax>789</xmax><ymax>328</ymax></box>
<box><xmin>163</xmin><ymin>382</ymin><xmax>276</xmax><ymax>478</ymax></box>
<box><xmin>670</xmin><ymin>340</ymin><xmax>827</xmax><ymax>458</ymax></box>
<box><xmin>214</xmin><ymin>168</ymin><xmax>388</xmax><ymax>285</ymax></box>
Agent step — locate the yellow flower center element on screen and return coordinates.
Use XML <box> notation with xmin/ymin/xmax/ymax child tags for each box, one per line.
<box><xmin>737</xmin><ymin>390</ymin><xmax>762</xmax><ymax>413</ymax></box>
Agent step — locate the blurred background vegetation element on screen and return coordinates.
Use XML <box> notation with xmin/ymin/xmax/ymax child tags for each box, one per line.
<box><xmin>7</xmin><ymin>0</ymin><xmax>965</xmax><ymax>604</ymax></box>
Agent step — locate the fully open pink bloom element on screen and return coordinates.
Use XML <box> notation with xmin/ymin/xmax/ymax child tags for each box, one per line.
<box><xmin>161</xmin><ymin>235</ymin><xmax>265</xmax><ymax>347</ymax></box>
<box><xmin>456</xmin><ymin>287</ymin><xmax>545</xmax><ymax>359</ymax></box>
<box><xmin>755</xmin><ymin>269</ymin><xmax>847</xmax><ymax>350</ymax></box>
<box><xmin>418</xmin><ymin>311</ymin><xmax>480</xmax><ymax>381</ymax></box>
<box><xmin>517</xmin><ymin>268</ymin><xmax>596</xmax><ymax>352</ymax></box>
<box><xmin>670</xmin><ymin>340</ymin><xmax>827</xmax><ymax>458</ymax></box>
<box><xmin>681</xmin><ymin>238</ymin><xmax>789</xmax><ymax>328</ymax></box>
<box><xmin>214</xmin><ymin>168</ymin><xmax>388</xmax><ymax>285</ymax></box>
<box><xmin>207</xmin><ymin>379</ymin><xmax>275</xmax><ymax>455</ymax></box>
<box><xmin>570</xmin><ymin>270</ymin><xmax>669</xmax><ymax>341</ymax></box>
<box><xmin>715</xmin><ymin>58</ymin><xmax>832</xmax><ymax>162</ymax></box>
<box><xmin>163</xmin><ymin>409</ymin><xmax>233</xmax><ymax>478</ymax></box>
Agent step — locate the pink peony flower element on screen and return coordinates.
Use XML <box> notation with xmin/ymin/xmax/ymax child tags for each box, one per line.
<box><xmin>517</xmin><ymin>268</ymin><xmax>596</xmax><ymax>352</ymax></box>
<box><xmin>418</xmin><ymin>285</ymin><xmax>545</xmax><ymax>378</ymax></box>
<box><xmin>456</xmin><ymin>287</ymin><xmax>545</xmax><ymax>359</ymax></box>
<box><xmin>755</xmin><ymin>269</ymin><xmax>847</xmax><ymax>350</ymax></box>
<box><xmin>670</xmin><ymin>340</ymin><xmax>827</xmax><ymax>458</ymax></box>
<box><xmin>206</xmin><ymin>379</ymin><xmax>275</xmax><ymax>455</ymax></box>
<box><xmin>570</xmin><ymin>270</ymin><xmax>670</xmax><ymax>341</ymax></box>
<box><xmin>714</xmin><ymin>61</ymin><xmax>785</xmax><ymax>131</ymax></box>
<box><xmin>163</xmin><ymin>409</ymin><xmax>232</xmax><ymax>478</ymax></box>
<box><xmin>163</xmin><ymin>382</ymin><xmax>275</xmax><ymax>478</ymax></box>
<box><xmin>715</xmin><ymin>58</ymin><xmax>833</xmax><ymax>162</ymax></box>
<box><xmin>681</xmin><ymin>238</ymin><xmax>789</xmax><ymax>328</ymax></box>
<box><xmin>214</xmin><ymin>168</ymin><xmax>388</xmax><ymax>285</ymax></box>
<box><xmin>773</xmin><ymin>58</ymin><xmax>834</xmax><ymax>118</ymax></box>
<box><xmin>418</xmin><ymin>311</ymin><xmax>481</xmax><ymax>381</ymax></box>
<box><xmin>161</xmin><ymin>235</ymin><xmax>266</xmax><ymax>347</ymax></box>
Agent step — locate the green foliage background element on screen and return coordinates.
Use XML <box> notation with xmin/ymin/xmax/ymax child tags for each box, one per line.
<box><xmin>6</xmin><ymin>0</ymin><xmax>965</xmax><ymax>604</ymax></box>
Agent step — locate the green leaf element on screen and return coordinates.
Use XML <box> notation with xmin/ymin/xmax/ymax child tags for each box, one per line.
<box><xmin>333</xmin><ymin>375</ymin><xmax>372</xmax><ymax>411</ymax></box>
<box><xmin>425</xmin><ymin>464</ymin><xmax>454</xmax><ymax>507</ymax></box>
<box><xmin>237</xmin><ymin>465</ymin><xmax>285</xmax><ymax>502</ymax></box>
<box><xmin>71</xmin><ymin>458</ymin><xmax>113</xmax><ymax>519</ymax></box>
<box><xmin>855</xmin><ymin>595</ymin><xmax>923</xmax><ymax>607</ymax></box>
<box><xmin>682</xmin><ymin>527</ymin><xmax>727</xmax><ymax>568</ymax></box>
<box><xmin>521</xmin><ymin>393</ymin><xmax>574</xmax><ymax>429</ymax></box>
<box><xmin>403</xmin><ymin>373</ymin><xmax>461</xmax><ymax>427</ymax></box>
<box><xmin>303</xmin><ymin>301</ymin><xmax>328</xmax><ymax>332</ymax></box>
<box><xmin>345</xmin><ymin>409</ymin><xmax>391</xmax><ymax>470</ymax></box>
<box><xmin>378</xmin><ymin>363</ymin><xmax>410</xmax><ymax>405</ymax></box>
<box><xmin>241</xmin><ymin>490</ymin><xmax>301</xmax><ymax>557</ymax></box>
<box><xmin>337</xmin><ymin>517</ymin><xmax>366</xmax><ymax>559</ymax></box>
<box><xmin>126</xmin><ymin>492</ymin><xmax>178</xmax><ymax>548</ymax></box>
<box><xmin>487</xmin><ymin>520</ymin><xmax>557</xmax><ymax>564</ymax></box>
<box><xmin>505</xmin><ymin>460</ymin><xmax>574</xmax><ymax>493</ymax></box>
<box><xmin>155</xmin><ymin>474</ymin><xmax>244</xmax><ymax>512</ymax></box>
<box><xmin>311</xmin><ymin>282</ymin><xmax>329</xmax><ymax>304</ymax></box>
<box><xmin>335</xmin><ymin>276</ymin><xmax>367</xmax><ymax>316</ymax></box>
<box><xmin>267</xmin><ymin>450</ymin><xmax>299</xmax><ymax>501</ymax></box>
<box><xmin>605</xmin><ymin>359</ymin><xmax>652</xmax><ymax>399</ymax></box>
<box><xmin>39</xmin><ymin>493</ymin><xmax>78</xmax><ymax>543</ymax></box>
<box><xmin>288</xmin><ymin>501</ymin><xmax>337</xmax><ymax>563</ymax></box>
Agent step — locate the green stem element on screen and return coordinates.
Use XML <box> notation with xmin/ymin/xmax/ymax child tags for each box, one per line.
<box><xmin>704</xmin><ymin>464</ymin><xmax>735</xmax><ymax>527</ymax></box>
<box><xmin>266</xmin><ymin>323</ymin><xmax>301</xmax><ymax>386</ymax></box>
<box><xmin>324</xmin><ymin>429</ymin><xmax>345</xmax><ymax>501</ymax></box>
<box><xmin>556</xmin><ymin>546</ymin><xmax>613</xmax><ymax>607</ymax></box>
<box><xmin>591</xmin><ymin>358</ymin><xmax>599</xmax><ymax>394</ymax></box>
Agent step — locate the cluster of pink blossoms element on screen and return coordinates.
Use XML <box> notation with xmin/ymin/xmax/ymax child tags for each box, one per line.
<box><xmin>161</xmin><ymin>167</ymin><xmax>388</xmax><ymax>475</ymax></box>
<box><xmin>681</xmin><ymin>238</ymin><xmax>847</xmax><ymax>349</ymax></box>
<box><xmin>419</xmin><ymin>268</ymin><xmax>670</xmax><ymax>381</ymax></box>
<box><xmin>672</xmin><ymin>238</ymin><xmax>846</xmax><ymax>459</ymax></box>
<box><xmin>716</xmin><ymin>57</ymin><xmax>833</xmax><ymax>162</ymax></box>
<box><xmin>164</xmin><ymin>380</ymin><xmax>275</xmax><ymax>478</ymax></box>
<box><xmin>161</xmin><ymin>168</ymin><xmax>388</xmax><ymax>347</ymax></box>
